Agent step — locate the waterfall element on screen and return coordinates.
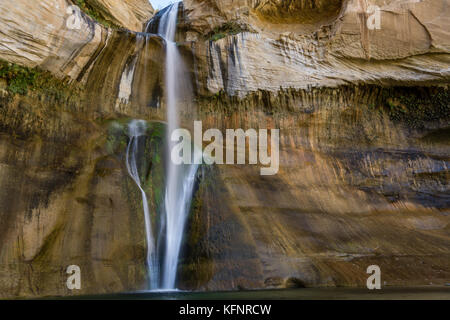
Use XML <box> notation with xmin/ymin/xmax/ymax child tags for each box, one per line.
<box><xmin>157</xmin><ymin>2</ymin><xmax>199</xmax><ymax>290</ymax></box>
<box><xmin>125</xmin><ymin>119</ymin><xmax>159</xmax><ymax>289</ymax></box>
<box><xmin>125</xmin><ymin>2</ymin><xmax>199</xmax><ymax>291</ymax></box>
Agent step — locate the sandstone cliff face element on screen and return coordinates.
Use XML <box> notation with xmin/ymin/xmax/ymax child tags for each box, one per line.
<box><xmin>0</xmin><ymin>0</ymin><xmax>166</xmax><ymax>298</ymax></box>
<box><xmin>179</xmin><ymin>85</ymin><xmax>450</xmax><ymax>290</ymax></box>
<box><xmin>184</xmin><ymin>0</ymin><xmax>449</xmax><ymax>97</ymax></box>
<box><xmin>0</xmin><ymin>0</ymin><xmax>168</xmax><ymax>116</ymax></box>
<box><xmin>0</xmin><ymin>0</ymin><xmax>104</xmax><ymax>79</ymax></box>
<box><xmin>184</xmin><ymin>0</ymin><xmax>343</xmax><ymax>35</ymax></box>
<box><xmin>179</xmin><ymin>0</ymin><xmax>450</xmax><ymax>290</ymax></box>
<box><xmin>0</xmin><ymin>60</ymin><xmax>168</xmax><ymax>297</ymax></box>
<box><xmin>81</xmin><ymin>0</ymin><xmax>154</xmax><ymax>31</ymax></box>
<box><xmin>0</xmin><ymin>0</ymin><xmax>449</xmax><ymax>297</ymax></box>
<box><xmin>0</xmin><ymin>0</ymin><xmax>154</xmax><ymax>80</ymax></box>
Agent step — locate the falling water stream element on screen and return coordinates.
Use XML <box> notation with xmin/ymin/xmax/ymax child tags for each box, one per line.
<box><xmin>158</xmin><ymin>2</ymin><xmax>199</xmax><ymax>290</ymax></box>
<box><xmin>126</xmin><ymin>2</ymin><xmax>199</xmax><ymax>291</ymax></box>
<box><xmin>125</xmin><ymin>120</ymin><xmax>159</xmax><ymax>289</ymax></box>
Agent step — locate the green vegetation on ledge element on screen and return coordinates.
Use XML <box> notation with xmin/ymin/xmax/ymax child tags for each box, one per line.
<box><xmin>74</xmin><ymin>0</ymin><xmax>120</xmax><ymax>29</ymax></box>
<box><xmin>383</xmin><ymin>87</ymin><xmax>449</xmax><ymax>128</ymax></box>
<box><xmin>0</xmin><ymin>59</ymin><xmax>81</xmax><ymax>98</ymax></box>
<box><xmin>208</xmin><ymin>21</ymin><xmax>249</xmax><ymax>41</ymax></box>
<box><xmin>0</xmin><ymin>60</ymin><xmax>39</xmax><ymax>95</ymax></box>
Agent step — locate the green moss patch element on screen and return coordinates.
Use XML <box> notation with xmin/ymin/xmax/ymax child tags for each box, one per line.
<box><xmin>208</xmin><ymin>22</ymin><xmax>250</xmax><ymax>41</ymax></box>
<box><xmin>74</xmin><ymin>0</ymin><xmax>120</xmax><ymax>29</ymax></box>
<box><xmin>383</xmin><ymin>87</ymin><xmax>449</xmax><ymax>128</ymax></box>
<box><xmin>0</xmin><ymin>61</ymin><xmax>39</xmax><ymax>95</ymax></box>
<box><xmin>106</xmin><ymin>119</ymin><xmax>166</xmax><ymax>229</ymax></box>
<box><xmin>0</xmin><ymin>59</ymin><xmax>81</xmax><ymax>99</ymax></box>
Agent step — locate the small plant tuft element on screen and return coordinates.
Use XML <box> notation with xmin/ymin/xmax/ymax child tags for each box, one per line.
<box><xmin>0</xmin><ymin>61</ymin><xmax>39</xmax><ymax>95</ymax></box>
<box><xmin>207</xmin><ymin>21</ymin><xmax>249</xmax><ymax>41</ymax></box>
<box><xmin>74</xmin><ymin>0</ymin><xmax>119</xmax><ymax>29</ymax></box>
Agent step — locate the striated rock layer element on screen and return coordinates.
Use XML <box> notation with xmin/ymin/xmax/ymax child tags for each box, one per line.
<box><xmin>0</xmin><ymin>0</ymin><xmax>448</xmax><ymax>297</ymax></box>
<box><xmin>0</xmin><ymin>0</ymin><xmax>154</xmax><ymax>79</ymax></box>
<box><xmin>81</xmin><ymin>0</ymin><xmax>155</xmax><ymax>31</ymax></box>
<box><xmin>184</xmin><ymin>0</ymin><xmax>450</xmax><ymax>97</ymax></box>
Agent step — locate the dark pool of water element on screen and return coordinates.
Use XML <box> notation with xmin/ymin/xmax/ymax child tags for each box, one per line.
<box><xmin>55</xmin><ymin>286</ymin><xmax>450</xmax><ymax>300</ymax></box>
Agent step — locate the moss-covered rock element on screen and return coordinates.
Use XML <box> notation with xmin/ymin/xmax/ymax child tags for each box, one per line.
<box><xmin>207</xmin><ymin>21</ymin><xmax>250</xmax><ymax>41</ymax></box>
<box><xmin>383</xmin><ymin>87</ymin><xmax>449</xmax><ymax>128</ymax></box>
<box><xmin>0</xmin><ymin>59</ymin><xmax>82</xmax><ymax>98</ymax></box>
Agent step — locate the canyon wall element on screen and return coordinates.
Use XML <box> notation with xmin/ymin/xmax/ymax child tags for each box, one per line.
<box><xmin>184</xmin><ymin>0</ymin><xmax>449</xmax><ymax>96</ymax></box>
<box><xmin>0</xmin><ymin>0</ymin><xmax>448</xmax><ymax>297</ymax></box>
<box><xmin>179</xmin><ymin>85</ymin><xmax>450</xmax><ymax>290</ymax></box>
<box><xmin>0</xmin><ymin>0</ymin><xmax>165</xmax><ymax>298</ymax></box>
<box><xmin>179</xmin><ymin>0</ymin><xmax>450</xmax><ymax>290</ymax></box>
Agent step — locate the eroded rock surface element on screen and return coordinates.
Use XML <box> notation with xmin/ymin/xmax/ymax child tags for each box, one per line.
<box><xmin>82</xmin><ymin>0</ymin><xmax>154</xmax><ymax>31</ymax></box>
<box><xmin>184</xmin><ymin>0</ymin><xmax>450</xmax><ymax>96</ymax></box>
<box><xmin>0</xmin><ymin>0</ymin><xmax>448</xmax><ymax>297</ymax></box>
<box><xmin>179</xmin><ymin>86</ymin><xmax>450</xmax><ymax>290</ymax></box>
<box><xmin>0</xmin><ymin>0</ymin><xmax>154</xmax><ymax>80</ymax></box>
